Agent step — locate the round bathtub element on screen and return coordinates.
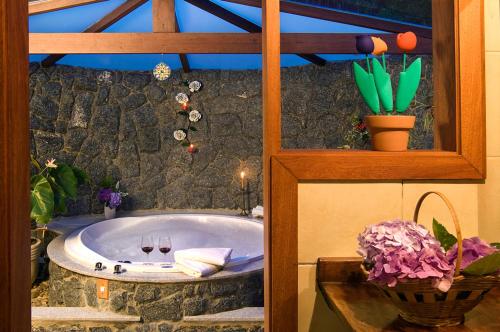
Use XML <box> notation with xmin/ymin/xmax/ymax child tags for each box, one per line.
<box><xmin>63</xmin><ymin>214</ymin><xmax>263</xmax><ymax>275</ymax></box>
<box><xmin>47</xmin><ymin>213</ymin><xmax>264</xmax><ymax>316</ymax></box>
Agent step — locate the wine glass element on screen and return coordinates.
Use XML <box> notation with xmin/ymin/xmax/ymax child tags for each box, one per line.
<box><xmin>158</xmin><ymin>235</ymin><xmax>172</xmax><ymax>255</ymax></box>
<box><xmin>140</xmin><ymin>235</ymin><xmax>154</xmax><ymax>257</ymax></box>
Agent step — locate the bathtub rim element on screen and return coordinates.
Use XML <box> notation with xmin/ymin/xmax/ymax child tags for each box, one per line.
<box><xmin>47</xmin><ymin>212</ymin><xmax>263</xmax><ymax>283</ymax></box>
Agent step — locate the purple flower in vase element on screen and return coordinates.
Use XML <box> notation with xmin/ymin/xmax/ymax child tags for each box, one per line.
<box><xmin>108</xmin><ymin>192</ymin><xmax>122</xmax><ymax>209</ymax></box>
<box><xmin>98</xmin><ymin>188</ymin><xmax>113</xmax><ymax>204</ymax></box>
<box><xmin>446</xmin><ymin>237</ymin><xmax>498</xmax><ymax>270</ymax></box>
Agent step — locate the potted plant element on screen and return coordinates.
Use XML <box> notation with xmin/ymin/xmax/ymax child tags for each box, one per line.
<box><xmin>30</xmin><ymin>156</ymin><xmax>88</xmax><ymax>283</ymax></box>
<box><xmin>353</xmin><ymin>32</ymin><xmax>422</xmax><ymax>151</ymax></box>
<box><xmin>358</xmin><ymin>192</ymin><xmax>500</xmax><ymax>326</ymax></box>
<box><xmin>97</xmin><ymin>176</ymin><xmax>128</xmax><ymax>219</ymax></box>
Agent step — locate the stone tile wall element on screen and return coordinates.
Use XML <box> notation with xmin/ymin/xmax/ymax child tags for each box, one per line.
<box><xmin>30</xmin><ymin>56</ymin><xmax>433</xmax><ymax>213</ymax></box>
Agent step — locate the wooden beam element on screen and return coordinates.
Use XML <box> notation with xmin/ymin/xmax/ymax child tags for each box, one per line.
<box><xmin>29</xmin><ymin>0</ymin><xmax>106</xmax><ymax>15</ymax></box>
<box><xmin>0</xmin><ymin>0</ymin><xmax>31</xmax><ymax>331</ymax></box>
<box><xmin>40</xmin><ymin>0</ymin><xmax>147</xmax><ymax>67</ymax></box>
<box><xmin>223</xmin><ymin>0</ymin><xmax>433</xmax><ymax>39</ymax></box>
<box><xmin>175</xmin><ymin>15</ymin><xmax>191</xmax><ymax>73</ymax></box>
<box><xmin>186</xmin><ymin>0</ymin><xmax>326</xmax><ymax>66</ymax></box>
<box><xmin>30</xmin><ymin>32</ymin><xmax>432</xmax><ymax>54</ymax></box>
<box><xmin>153</xmin><ymin>0</ymin><xmax>175</xmax><ymax>32</ymax></box>
<box><xmin>262</xmin><ymin>0</ymin><xmax>282</xmax><ymax>329</ymax></box>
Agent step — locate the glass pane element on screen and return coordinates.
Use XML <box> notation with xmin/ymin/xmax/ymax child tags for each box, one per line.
<box><xmin>280</xmin><ymin>0</ymin><xmax>450</xmax><ymax>151</ymax></box>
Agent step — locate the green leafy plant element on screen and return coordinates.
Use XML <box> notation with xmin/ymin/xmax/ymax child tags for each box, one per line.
<box><xmin>30</xmin><ymin>156</ymin><xmax>88</xmax><ymax>224</ymax></box>
<box><xmin>353</xmin><ymin>33</ymin><xmax>422</xmax><ymax>115</ymax></box>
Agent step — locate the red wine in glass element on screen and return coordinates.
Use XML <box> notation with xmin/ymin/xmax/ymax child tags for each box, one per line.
<box><xmin>142</xmin><ymin>246</ymin><xmax>154</xmax><ymax>254</ymax></box>
<box><xmin>159</xmin><ymin>246</ymin><xmax>171</xmax><ymax>254</ymax></box>
<box><xmin>159</xmin><ymin>235</ymin><xmax>172</xmax><ymax>255</ymax></box>
<box><xmin>141</xmin><ymin>235</ymin><xmax>154</xmax><ymax>256</ymax></box>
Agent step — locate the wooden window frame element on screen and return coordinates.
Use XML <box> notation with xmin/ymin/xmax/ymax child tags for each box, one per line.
<box><xmin>262</xmin><ymin>0</ymin><xmax>485</xmax><ymax>331</ymax></box>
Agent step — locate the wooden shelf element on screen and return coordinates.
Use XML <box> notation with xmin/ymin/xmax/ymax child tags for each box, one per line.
<box><xmin>317</xmin><ymin>258</ymin><xmax>500</xmax><ymax>332</ymax></box>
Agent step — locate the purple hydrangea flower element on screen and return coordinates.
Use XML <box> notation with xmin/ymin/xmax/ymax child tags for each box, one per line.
<box><xmin>358</xmin><ymin>220</ymin><xmax>455</xmax><ymax>291</ymax></box>
<box><xmin>97</xmin><ymin>188</ymin><xmax>113</xmax><ymax>204</ymax></box>
<box><xmin>446</xmin><ymin>237</ymin><xmax>498</xmax><ymax>270</ymax></box>
<box><xmin>108</xmin><ymin>192</ymin><xmax>122</xmax><ymax>209</ymax></box>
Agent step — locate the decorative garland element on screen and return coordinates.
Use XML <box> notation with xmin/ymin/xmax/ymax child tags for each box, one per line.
<box><xmin>173</xmin><ymin>80</ymin><xmax>203</xmax><ymax>153</ymax></box>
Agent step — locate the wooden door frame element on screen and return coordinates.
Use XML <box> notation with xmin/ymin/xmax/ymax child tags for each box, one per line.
<box><xmin>0</xmin><ymin>0</ymin><xmax>485</xmax><ymax>331</ymax></box>
<box><xmin>0</xmin><ymin>0</ymin><xmax>31</xmax><ymax>331</ymax></box>
<box><xmin>263</xmin><ymin>0</ymin><xmax>485</xmax><ymax>331</ymax></box>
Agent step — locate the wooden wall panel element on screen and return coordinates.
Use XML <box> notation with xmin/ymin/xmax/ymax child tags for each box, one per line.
<box><xmin>456</xmin><ymin>0</ymin><xmax>486</xmax><ymax>177</ymax></box>
<box><xmin>0</xmin><ymin>0</ymin><xmax>31</xmax><ymax>331</ymax></box>
<box><xmin>433</xmin><ymin>0</ymin><xmax>457</xmax><ymax>151</ymax></box>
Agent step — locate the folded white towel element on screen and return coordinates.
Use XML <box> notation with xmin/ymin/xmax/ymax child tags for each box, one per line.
<box><xmin>252</xmin><ymin>205</ymin><xmax>264</xmax><ymax>218</ymax></box>
<box><xmin>174</xmin><ymin>248</ymin><xmax>232</xmax><ymax>267</ymax></box>
<box><xmin>175</xmin><ymin>258</ymin><xmax>220</xmax><ymax>278</ymax></box>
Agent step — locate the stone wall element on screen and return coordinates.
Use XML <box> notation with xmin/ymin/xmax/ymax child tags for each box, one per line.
<box><xmin>29</xmin><ymin>56</ymin><xmax>433</xmax><ymax>213</ymax></box>
<box><xmin>48</xmin><ymin>262</ymin><xmax>263</xmax><ymax>321</ymax></box>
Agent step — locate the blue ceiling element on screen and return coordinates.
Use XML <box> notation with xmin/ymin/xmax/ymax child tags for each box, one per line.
<box><xmin>29</xmin><ymin>0</ymin><xmax>388</xmax><ymax>70</ymax></box>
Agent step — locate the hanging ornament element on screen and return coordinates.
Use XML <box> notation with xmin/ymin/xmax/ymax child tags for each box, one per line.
<box><xmin>189</xmin><ymin>110</ymin><xmax>202</xmax><ymax>123</ymax></box>
<box><xmin>153</xmin><ymin>62</ymin><xmax>171</xmax><ymax>81</ymax></box>
<box><xmin>173</xmin><ymin>129</ymin><xmax>187</xmax><ymax>141</ymax></box>
<box><xmin>189</xmin><ymin>80</ymin><xmax>202</xmax><ymax>92</ymax></box>
<box><xmin>175</xmin><ymin>93</ymin><xmax>189</xmax><ymax>104</ymax></box>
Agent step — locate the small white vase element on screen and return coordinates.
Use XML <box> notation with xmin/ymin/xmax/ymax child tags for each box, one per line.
<box><xmin>104</xmin><ymin>205</ymin><xmax>116</xmax><ymax>219</ymax></box>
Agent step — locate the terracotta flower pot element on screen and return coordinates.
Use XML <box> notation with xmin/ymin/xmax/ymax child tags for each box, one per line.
<box><xmin>365</xmin><ymin>115</ymin><xmax>416</xmax><ymax>152</ymax></box>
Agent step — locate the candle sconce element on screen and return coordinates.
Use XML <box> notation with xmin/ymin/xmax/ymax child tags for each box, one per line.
<box><xmin>239</xmin><ymin>171</ymin><xmax>251</xmax><ymax>216</ymax></box>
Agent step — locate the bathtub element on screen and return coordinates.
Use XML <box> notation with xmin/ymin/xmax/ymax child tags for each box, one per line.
<box><xmin>63</xmin><ymin>214</ymin><xmax>263</xmax><ymax>274</ymax></box>
<box><xmin>47</xmin><ymin>213</ymin><xmax>264</xmax><ymax>314</ymax></box>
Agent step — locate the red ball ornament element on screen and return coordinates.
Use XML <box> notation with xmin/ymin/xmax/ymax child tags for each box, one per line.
<box><xmin>181</xmin><ymin>103</ymin><xmax>188</xmax><ymax>110</ymax></box>
<box><xmin>187</xmin><ymin>144</ymin><xmax>197</xmax><ymax>154</ymax></box>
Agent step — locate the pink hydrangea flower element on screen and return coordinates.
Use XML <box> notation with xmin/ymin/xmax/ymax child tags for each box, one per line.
<box><xmin>358</xmin><ymin>220</ymin><xmax>455</xmax><ymax>292</ymax></box>
<box><xmin>446</xmin><ymin>237</ymin><xmax>498</xmax><ymax>270</ymax></box>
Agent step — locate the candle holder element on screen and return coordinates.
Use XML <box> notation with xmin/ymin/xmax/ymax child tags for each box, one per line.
<box><xmin>239</xmin><ymin>182</ymin><xmax>251</xmax><ymax>216</ymax></box>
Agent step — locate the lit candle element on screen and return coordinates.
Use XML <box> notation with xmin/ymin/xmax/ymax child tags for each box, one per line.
<box><xmin>182</xmin><ymin>102</ymin><xmax>188</xmax><ymax>110</ymax></box>
<box><xmin>240</xmin><ymin>171</ymin><xmax>245</xmax><ymax>190</ymax></box>
<box><xmin>188</xmin><ymin>144</ymin><xmax>196</xmax><ymax>154</ymax></box>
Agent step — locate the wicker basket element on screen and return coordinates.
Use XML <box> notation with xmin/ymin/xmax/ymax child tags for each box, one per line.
<box><xmin>368</xmin><ymin>191</ymin><xmax>500</xmax><ymax>327</ymax></box>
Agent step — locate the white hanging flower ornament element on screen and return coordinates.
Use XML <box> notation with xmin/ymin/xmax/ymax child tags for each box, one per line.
<box><xmin>175</xmin><ymin>93</ymin><xmax>189</xmax><ymax>104</ymax></box>
<box><xmin>153</xmin><ymin>62</ymin><xmax>171</xmax><ymax>81</ymax></box>
<box><xmin>189</xmin><ymin>80</ymin><xmax>202</xmax><ymax>92</ymax></box>
<box><xmin>173</xmin><ymin>129</ymin><xmax>187</xmax><ymax>141</ymax></box>
<box><xmin>189</xmin><ymin>110</ymin><xmax>202</xmax><ymax>122</ymax></box>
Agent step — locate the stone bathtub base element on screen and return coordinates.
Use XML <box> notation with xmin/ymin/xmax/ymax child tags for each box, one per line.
<box><xmin>32</xmin><ymin>322</ymin><xmax>263</xmax><ymax>332</ymax></box>
<box><xmin>48</xmin><ymin>262</ymin><xmax>264</xmax><ymax>321</ymax></box>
